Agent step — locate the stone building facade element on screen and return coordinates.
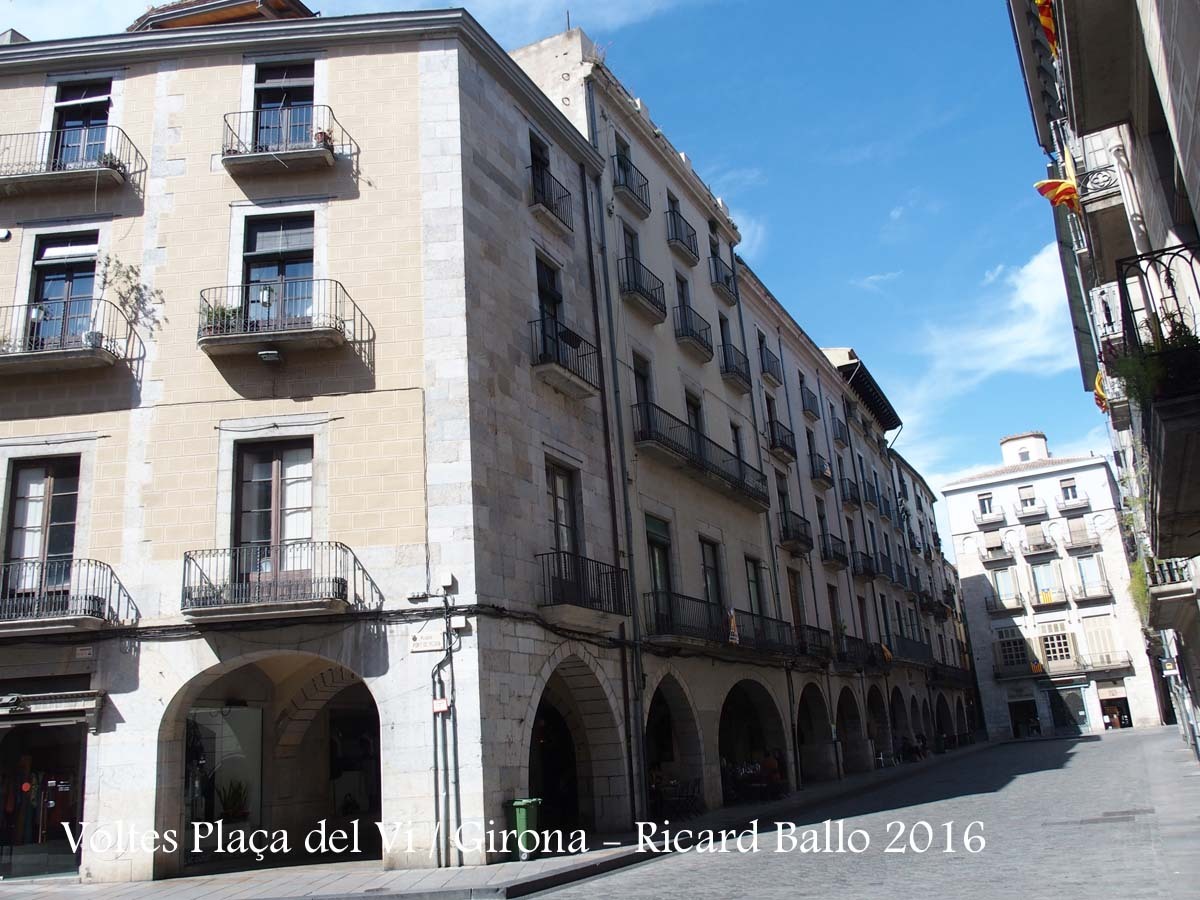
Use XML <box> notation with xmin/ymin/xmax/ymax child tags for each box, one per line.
<box><xmin>0</xmin><ymin>4</ymin><xmax>974</xmax><ymax>884</ymax></box>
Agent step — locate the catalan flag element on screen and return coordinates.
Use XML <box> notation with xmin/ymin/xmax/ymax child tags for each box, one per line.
<box><xmin>1094</xmin><ymin>370</ymin><xmax>1109</xmax><ymax>413</ymax></box>
<box><xmin>1035</xmin><ymin>178</ymin><xmax>1081</xmax><ymax>214</ymax></box>
<box><xmin>1036</xmin><ymin>0</ymin><xmax>1059</xmax><ymax>57</ymax></box>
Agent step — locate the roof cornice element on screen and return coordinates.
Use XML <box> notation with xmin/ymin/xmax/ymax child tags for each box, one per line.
<box><xmin>0</xmin><ymin>8</ymin><xmax>604</xmax><ymax>174</ymax></box>
<box><xmin>941</xmin><ymin>454</ymin><xmax>1109</xmax><ymax>493</ymax></box>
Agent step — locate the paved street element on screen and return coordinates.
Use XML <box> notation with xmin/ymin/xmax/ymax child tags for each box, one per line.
<box><xmin>532</xmin><ymin>728</ymin><xmax>1200</xmax><ymax>900</ymax></box>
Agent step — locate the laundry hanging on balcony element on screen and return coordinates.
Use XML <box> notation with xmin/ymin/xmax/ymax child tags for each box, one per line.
<box><xmin>1034</xmin><ymin>178</ymin><xmax>1080</xmax><ymax>215</ymax></box>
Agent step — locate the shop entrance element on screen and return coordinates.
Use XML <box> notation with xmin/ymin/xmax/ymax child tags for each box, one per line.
<box><xmin>1047</xmin><ymin>687</ymin><xmax>1087</xmax><ymax>735</ymax></box>
<box><xmin>0</xmin><ymin>723</ymin><xmax>85</xmax><ymax>878</ymax></box>
<box><xmin>1102</xmin><ymin>696</ymin><xmax>1132</xmax><ymax>729</ymax></box>
<box><xmin>1008</xmin><ymin>699</ymin><xmax>1040</xmax><ymax>737</ymax></box>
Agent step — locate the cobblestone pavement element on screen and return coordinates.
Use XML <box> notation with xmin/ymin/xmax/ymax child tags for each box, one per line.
<box><xmin>531</xmin><ymin>727</ymin><xmax>1200</xmax><ymax>900</ymax></box>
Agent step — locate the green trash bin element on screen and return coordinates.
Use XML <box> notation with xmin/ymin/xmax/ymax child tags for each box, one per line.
<box><xmin>510</xmin><ymin>798</ymin><xmax>542</xmax><ymax>861</ymax></box>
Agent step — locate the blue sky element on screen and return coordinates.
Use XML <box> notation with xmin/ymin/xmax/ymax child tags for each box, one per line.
<box><xmin>7</xmin><ymin>0</ymin><xmax>1111</xmax><ymax>535</ymax></box>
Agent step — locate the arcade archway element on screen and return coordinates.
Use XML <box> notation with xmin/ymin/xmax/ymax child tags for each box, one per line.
<box><xmin>718</xmin><ymin>680</ymin><xmax>788</xmax><ymax>804</ymax></box>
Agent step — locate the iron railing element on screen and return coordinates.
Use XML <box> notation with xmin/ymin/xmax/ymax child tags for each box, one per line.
<box><xmin>0</xmin><ymin>559</ymin><xmax>136</xmax><ymax>624</ymax></box>
<box><xmin>666</xmin><ymin>208</ymin><xmax>699</xmax><ymax>259</ymax></box>
<box><xmin>182</xmin><ymin>542</ymin><xmax>383</xmax><ymax>611</ymax></box>
<box><xmin>801</xmin><ymin>385</ymin><xmax>820</xmax><ymax>419</ymax></box>
<box><xmin>837</xmin><ymin>634</ymin><xmax>868</xmax><ymax>666</ymax></box>
<box><xmin>863</xmin><ymin>482</ymin><xmax>879</xmax><ymax>507</ymax></box>
<box><xmin>1070</xmin><ymin>581</ymin><xmax>1112</xmax><ymax>601</ymax></box>
<box><xmin>985</xmin><ymin>594</ymin><xmax>1024</xmax><ymax>613</ymax></box>
<box><xmin>618</xmin><ymin>257</ymin><xmax>666</xmax><ymax>316</ymax></box>
<box><xmin>0</xmin><ymin>298</ymin><xmax>134</xmax><ymax>361</ymax></box>
<box><xmin>779</xmin><ymin>511</ymin><xmax>814</xmax><ymax>550</ymax></box>
<box><xmin>718</xmin><ymin>343</ymin><xmax>751</xmax><ymax>389</ymax></box>
<box><xmin>1015</xmin><ymin>500</ymin><xmax>1048</xmax><ymax>518</ymax></box>
<box><xmin>892</xmin><ymin>634</ymin><xmax>933</xmax><ymax>664</ymax></box>
<box><xmin>0</xmin><ymin>125</ymin><xmax>144</xmax><ymax>179</ymax></box>
<box><xmin>852</xmin><ymin>550</ymin><xmax>876</xmax><ymax>578</ymax></box>
<box><xmin>221</xmin><ymin>105</ymin><xmax>350</xmax><ymax>158</ymax></box>
<box><xmin>1029</xmin><ymin>588</ymin><xmax>1068</xmax><ymax>608</ymax></box>
<box><xmin>1056</xmin><ymin>493</ymin><xmax>1090</xmax><ymax>511</ymax></box>
<box><xmin>1078</xmin><ymin>164</ymin><xmax>1119</xmax><ymax>198</ymax></box>
<box><xmin>796</xmin><ymin>623</ymin><xmax>833</xmax><ymax>658</ymax></box>
<box><xmin>673</xmin><ymin>305</ymin><xmax>713</xmax><ymax>355</ymax></box>
<box><xmin>709</xmin><ymin>255</ymin><xmax>737</xmax><ymax>300</ymax></box>
<box><xmin>810</xmin><ymin>453</ymin><xmax>834</xmax><ymax>485</ymax></box>
<box><xmin>981</xmin><ymin>546</ymin><xmax>1014</xmax><ymax>564</ymax></box>
<box><xmin>973</xmin><ymin>508</ymin><xmax>1006</xmax><ymax>527</ymax></box>
<box><xmin>892</xmin><ymin>566</ymin><xmax>909</xmax><ymax>589</ymax></box>
<box><xmin>529</xmin><ymin>317</ymin><xmax>600</xmax><ymax>391</ymax></box>
<box><xmin>820</xmin><ymin>533</ymin><xmax>849</xmax><ymax>566</ymax></box>
<box><xmin>759</xmin><ymin>343</ymin><xmax>783</xmax><ymax>383</ymax></box>
<box><xmin>632</xmin><ymin>402</ymin><xmax>769</xmax><ymax>505</ymax></box>
<box><xmin>643</xmin><ymin>590</ymin><xmax>724</xmax><ymax>642</ymax></box>
<box><xmin>875</xmin><ymin>552</ymin><xmax>893</xmax><ymax>580</ymax></box>
<box><xmin>931</xmin><ymin>663</ymin><xmax>974</xmax><ymax>688</ymax></box>
<box><xmin>1063</xmin><ymin>531</ymin><xmax>1101</xmax><ymax>551</ymax></box>
<box><xmin>879</xmin><ymin>496</ymin><xmax>893</xmax><ymax>520</ymax></box>
<box><xmin>832</xmin><ymin>418</ymin><xmax>850</xmax><ymax>447</ymax></box>
<box><xmin>1149</xmin><ymin>559</ymin><xmax>1190</xmax><ymax>586</ymax></box>
<box><xmin>612</xmin><ymin>153</ymin><xmax>651</xmax><ymax>212</ymax></box>
<box><xmin>1116</xmin><ymin>243</ymin><xmax>1200</xmax><ymax>357</ymax></box>
<box><xmin>538</xmin><ymin>551</ymin><xmax>630</xmax><ymax>615</ymax></box>
<box><xmin>1022</xmin><ymin>539</ymin><xmax>1057</xmax><ymax>556</ymax></box>
<box><xmin>767</xmin><ymin>418</ymin><xmax>796</xmax><ymax>457</ymax></box>
<box><xmin>197</xmin><ymin>279</ymin><xmax>365</xmax><ymax>341</ymax></box>
<box><xmin>733</xmin><ymin>609</ymin><xmax>795</xmax><ymax>654</ymax></box>
<box><xmin>841</xmin><ymin>477</ymin><xmax>861</xmax><ymax>506</ymax></box>
<box><xmin>529</xmin><ymin>163</ymin><xmax>574</xmax><ymax>230</ymax></box>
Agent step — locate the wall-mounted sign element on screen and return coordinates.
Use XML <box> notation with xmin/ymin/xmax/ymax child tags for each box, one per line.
<box><xmin>410</xmin><ymin>631</ymin><xmax>446</xmax><ymax>653</ymax></box>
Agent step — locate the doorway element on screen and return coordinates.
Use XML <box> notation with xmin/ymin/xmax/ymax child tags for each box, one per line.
<box><xmin>1008</xmin><ymin>699</ymin><xmax>1040</xmax><ymax>738</ymax></box>
<box><xmin>1102</xmin><ymin>696</ymin><xmax>1132</xmax><ymax>730</ymax></box>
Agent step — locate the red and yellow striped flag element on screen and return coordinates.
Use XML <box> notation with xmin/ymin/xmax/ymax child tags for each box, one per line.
<box><xmin>1034</xmin><ymin>178</ymin><xmax>1081</xmax><ymax>214</ymax></box>
<box><xmin>1094</xmin><ymin>370</ymin><xmax>1109</xmax><ymax>413</ymax></box>
<box><xmin>1036</xmin><ymin>0</ymin><xmax>1059</xmax><ymax>57</ymax></box>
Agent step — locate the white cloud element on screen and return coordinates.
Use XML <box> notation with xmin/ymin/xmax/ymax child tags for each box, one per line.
<box><xmin>850</xmin><ymin>270</ymin><xmax>903</xmax><ymax>292</ymax></box>
<box><xmin>982</xmin><ymin>263</ymin><xmax>1006</xmax><ymax>285</ymax></box>
<box><xmin>888</xmin><ymin>206</ymin><xmax>905</xmax><ymax>221</ymax></box>
<box><xmin>705</xmin><ymin>166</ymin><xmax>766</xmax><ymax>195</ymax></box>
<box><xmin>731</xmin><ymin>209</ymin><xmax>768</xmax><ymax>262</ymax></box>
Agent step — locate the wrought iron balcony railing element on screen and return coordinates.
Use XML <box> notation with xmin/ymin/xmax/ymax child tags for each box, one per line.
<box><xmin>796</xmin><ymin>623</ymin><xmax>833</xmax><ymax>658</ymax></box>
<box><xmin>529</xmin><ymin>163</ymin><xmax>574</xmax><ymax>230</ymax></box>
<box><xmin>618</xmin><ymin>256</ymin><xmax>667</xmax><ymax>316</ymax></box>
<box><xmin>530</xmin><ymin>317</ymin><xmax>601</xmax><ymax>392</ymax></box>
<box><xmin>759</xmin><ymin>343</ymin><xmax>783</xmax><ymax>384</ymax></box>
<box><xmin>673</xmin><ymin>304</ymin><xmax>713</xmax><ymax>357</ymax></box>
<box><xmin>974</xmin><ymin>508</ymin><xmax>1006</xmax><ymax>527</ymax></box>
<box><xmin>852</xmin><ymin>550</ymin><xmax>876</xmax><ymax>579</ymax></box>
<box><xmin>891</xmin><ymin>634</ymin><xmax>933</xmax><ymax>665</ymax></box>
<box><xmin>893</xmin><ymin>566</ymin><xmax>909</xmax><ymax>589</ymax></box>
<box><xmin>612</xmin><ymin>153</ymin><xmax>651</xmax><ymax>214</ymax></box>
<box><xmin>538</xmin><ymin>550</ymin><xmax>631</xmax><ymax>616</ymax></box>
<box><xmin>1022</xmin><ymin>539</ymin><xmax>1057</xmax><ymax>556</ymax></box>
<box><xmin>197</xmin><ymin>279</ymin><xmax>367</xmax><ymax>345</ymax></box>
<box><xmin>1063</xmin><ymin>531</ymin><xmax>1102</xmax><ymax>551</ymax></box>
<box><xmin>632</xmin><ymin>402</ymin><xmax>769</xmax><ymax>505</ymax></box>
<box><xmin>733</xmin><ymin>608</ymin><xmax>796</xmax><ymax>654</ymax></box>
<box><xmin>985</xmin><ymin>594</ymin><xmax>1025</xmax><ymax>614</ymax></box>
<box><xmin>879</xmin><ymin>496</ymin><xmax>893</xmax><ymax>520</ymax></box>
<box><xmin>666</xmin><ymin>208</ymin><xmax>699</xmax><ymax>261</ymax></box>
<box><xmin>1078</xmin><ymin>164</ymin><xmax>1119</xmax><ymax>199</ymax></box>
<box><xmin>832</xmin><ymin>417</ymin><xmax>850</xmax><ymax>447</ymax></box>
<box><xmin>0</xmin><ymin>299</ymin><xmax>135</xmax><ymax>364</ymax></box>
<box><xmin>875</xmin><ymin>552</ymin><xmax>893</xmax><ymax>580</ymax></box>
<box><xmin>1056</xmin><ymin>492</ymin><xmax>1090</xmax><ymax>511</ymax></box>
<box><xmin>767</xmin><ymin>418</ymin><xmax>796</xmax><ymax>458</ymax></box>
<box><xmin>863</xmin><ymin>482</ymin><xmax>879</xmax><ymax>508</ymax></box>
<box><xmin>1149</xmin><ymin>559</ymin><xmax>1190</xmax><ymax>586</ymax></box>
<box><xmin>836</xmin><ymin>633</ymin><xmax>868</xmax><ymax>667</ymax></box>
<box><xmin>981</xmin><ymin>545</ymin><xmax>1014</xmax><ymax>564</ymax></box>
<box><xmin>709</xmin><ymin>255</ymin><xmax>738</xmax><ymax>302</ymax></box>
<box><xmin>1015</xmin><ymin>500</ymin><xmax>1048</xmax><ymax>519</ymax></box>
<box><xmin>1070</xmin><ymin>581</ymin><xmax>1112</xmax><ymax>602</ymax></box>
<box><xmin>779</xmin><ymin>510</ymin><xmax>814</xmax><ymax>552</ymax></box>
<box><xmin>718</xmin><ymin>343</ymin><xmax>752</xmax><ymax>391</ymax></box>
<box><xmin>643</xmin><ymin>590</ymin><xmax>723</xmax><ymax>642</ymax></box>
<box><xmin>840</xmin><ymin>477</ymin><xmax>861</xmax><ymax>507</ymax></box>
<box><xmin>810</xmin><ymin>453</ymin><xmax>835</xmax><ymax>486</ymax></box>
<box><xmin>0</xmin><ymin>559</ymin><xmax>136</xmax><ymax>625</ymax></box>
<box><xmin>820</xmin><ymin>533</ymin><xmax>849</xmax><ymax>566</ymax></box>
<box><xmin>801</xmin><ymin>385</ymin><xmax>820</xmax><ymax>420</ymax></box>
<box><xmin>221</xmin><ymin>105</ymin><xmax>350</xmax><ymax>160</ymax></box>
<box><xmin>1030</xmin><ymin>588</ymin><xmax>1068</xmax><ymax>608</ymax></box>
<box><xmin>182</xmin><ymin>542</ymin><xmax>383</xmax><ymax>612</ymax></box>
<box><xmin>0</xmin><ymin>125</ymin><xmax>144</xmax><ymax>182</ymax></box>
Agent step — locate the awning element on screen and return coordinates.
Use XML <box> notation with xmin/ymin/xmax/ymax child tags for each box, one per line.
<box><xmin>0</xmin><ymin>690</ymin><xmax>105</xmax><ymax>734</ymax></box>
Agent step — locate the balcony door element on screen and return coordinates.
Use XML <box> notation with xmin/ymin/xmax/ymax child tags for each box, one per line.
<box><xmin>235</xmin><ymin>441</ymin><xmax>314</xmax><ymax>599</ymax></box>
<box><xmin>51</xmin><ymin>81</ymin><xmax>111</xmax><ymax>170</ymax></box>
<box><xmin>4</xmin><ymin>458</ymin><xmax>79</xmax><ymax>612</ymax></box>
<box><xmin>1076</xmin><ymin>554</ymin><xmax>1104</xmax><ymax>592</ymax></box>
<box><xmin>242</xmin><ymin>215</ymin><xmax>315</xmax><ymax>330</ymax></box>
<box><xmin>535</xmin><ymin>257</ymin><xmax>564</xmax><ymax>364</ymax></box>
<box><xmin>253</xmin><ymin>61</ymin><xmax>314</xmax><ymax>152</ymax></box>
<box><xmin>26</xmin><ymin>234</ymin><xmax>98</xmax><ymax>353</ymax></box>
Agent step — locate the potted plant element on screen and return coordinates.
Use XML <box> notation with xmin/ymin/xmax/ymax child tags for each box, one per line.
<box><xmin>201</xmin><ymin>305</ymin><xmax>242</xmax><ymax>337</ymax></box>
<box><xmin>97</xmin><ymin>152</ymin><xmax>124</xmax><ymax>173</ymax></box>
<box><xmin>217</xmin><ymin>778</ymin><xmax>250</xmax><ymax>823</ymax></box>
<box><xmin>313</xmin><ymin>129</ymin><xmax>333</xmax><ymax>151</ymax></box>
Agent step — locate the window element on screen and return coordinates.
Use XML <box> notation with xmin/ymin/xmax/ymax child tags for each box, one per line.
<box><xmin>253</xmin><ymin>61</ymin><xmax>314</xmax><ymax>152</ymax></box>
<box><xmin>242</xmin><ymin>214</ymin><xmax>315</xmax><ymax>327</ymax></box>
<box><xmin>645</xmin><ymin>516</ymin><xmax>672</xmax><ymax>595</ymax></box>
<box><xmin>700</xmin><ymin>538</ymin><xmax>722</xmax><ymax>606</ymax></box>
<box><xmin>536</xmin><ymin>256</ymin><xmax>563</xmax><ymax>315</ymax></box>
<box><xmin>857</xmin><ymin>595</ymin><xmax>869</xmax><ymax>640</ymax></box>
<box><xmin>685</xmin><ymin>394</ymin><xmax>704</xmax><ymax>435</ymax></box>
<box><xmin>765</xmin><ymin>394</ymin><xmax>778</xmax><ymax>426</ymax></box>
<box><xmin>675</xmin><ymin>274</ymin><xmax>690</xmax><ymax>308</ymax></box>
<box><xmin>1066</xmin><ymin>516</ymin><xmax>1092</xmax><ymax>544</ymax></box>
<box><xmin>730</xmin><ymin>423</ymin><xmax>743</xmax><ymax>461</ymax></box>
<box><xmin>827</xmin><ymin>585</ymin><xmax>841</xmax><ymax>633</ymax></box>
<box><xmin>978</xmin><ymin>492</ymin><xmax>993</xmax><ymax>515</ymax></box>
<box><xmin>775</xmin><ymin>470</ymin><xmax>791</xmax><ymax>515</ymax></box>
<box><xmin>546</xmin><ymin>462</ymin><xmax>578</xmax><ymax>556</ymax></box>
<box><xmin>1077</xmin><ymin>554</ymin><xmax>1104</xmax><ymax>589</ymax></box>
<box><xmin>983</xmin><ymin>530</ymin><xmax>1004</xmax><ymax>555</ymax></box>
<box><xmin>745</xmin><ymin>556</ymin><xmax>764</xmax><ymax>614</ymax></box>
<box><xmin>894</xmin><ymin>600</ymin><xmax>904</xmax><ymax>637</ymax></box>
<box><xmin>236</xmin><ymin>440</ymin><xmax>313</xmax><ymax>573</ymax></box>
<box><xmin>1059</xmin><ymin>477</ymin><xmax>1078</xmax><ymax>500</ymax></box>
<box><xmin>4</xmin><ymin>457</ymin><xmax>80</xmax><ymax>594</ymax></box>
<box><xmin>718</xmin><ymin>314</ymin><xmax>731</xmax><ymax>346</ymax></box>
<box><xmin>1018</xmin><ymin>449</ymin><xmax>1030</xmax><ymax>462</ymax></box>
<box><xmin>622</xmin><ymin>226</ymin><xmax>640</xmax><ymax>262</ymax></box>
<box><xmin>1039</xmin><ymin>621</ymin><xmax>1073</xmax><ymax>661</ymax></box>
<box><xmin>1083</xmin><ymin>615</ymin><xmax>1116</xmax><ymax>655</ymax></box>
<box><xmin>529</xmin><ymin>132</ymin><xmax>550</xmax><ymax>171</ymax></box>
<box><xmin>996</xmin><ymin>627</ymin><xmax>1028</xmax><ymax>667</ymax></box>
<box><xmin>1018</xmin><ymin>485</ymin><xmax>1037</xmax><ymax>508</ymax></box>
<box><xmin>632</xmin><ymin>354</ymin><xmax>652</xmax><ymax>406</ymax></box>
<box><xmin>1024</xmin><ymin>522</ymin><xmax>1047</xmax><ymax>548</ymax></box>
<box><xmin>52</xmin><ymin>80</ymin><xmax>111</xmax><ymax>168</ymax></box>
<box><xmin>25</xmin><ymin>233</ymin><xmax>98</xmax><ymax>352</ymax></box>
<box><xmin>788</xmin><ymin>568</ymin><xmax>807</xmax><ymax>625</ymax></box>
<box><xmin>994</xmin><ymin>567</ymin><xmax>1016</xmax><ymax>601</ymax></box>
<box><xmin>937</xmin><ymin>633</ymin><xmax>946</xmax><ymax>662</ymax></box>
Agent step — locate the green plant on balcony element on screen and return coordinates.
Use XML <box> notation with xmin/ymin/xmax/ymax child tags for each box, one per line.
<box><xmin>96</xmin><ymin>151</ymin><xmax>124</xmax><ymax>173</ymax></box>
<box><xmin>1110</xmin><ymin>311</ymin><xmax>1200</xmax><ymax>404</ymax></box>
<box><xmin>201</xmin><ymin>304</ymin><xmax>242</xmax><ymax>335</ymax></box>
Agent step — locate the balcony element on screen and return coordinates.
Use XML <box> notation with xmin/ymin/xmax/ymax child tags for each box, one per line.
<box><xmin>221</xmin><ymin>106</ymin><xmax>350</xmax><ymax>174</ymax></box>
<box><xmin>643</xmin><ymin>590</ymin><xmax>724</xmax><ymax>644</ymax></box>
<box><xmin>832</xmin><ymin>418</ymin><xmax>850</xmax><ymax>448</ymax></box>
<box><xmin>892</xmin><ymin>566</ymin><xmax>908</xmax><ymax>590</ymax></box>
<box><xmin>733</xmin><ymin>609</ymin><xmax>796</xmax><ymax>654</ymax></box>
<box><xmin>767</xmin><ymin>419</ymin><xmax>797</xmax><ymax>461</ymax></box>
<box><xmin>666</xmin><ymin>209</ymin><xmax>699</xmax><ymax>265</ymax></box>
<box><xmin>981</xmin><ymin>545</ymin><xmax>1014</xmax><ymax>566</ymax></box>
<box><xmin>1005</xmin><ymin>652</ymin><xmax>1135</xmax><ymax>679</ymax></box>
<box><xmin>835</xmin><ymin>634</ymin><xmax>869</xmax><ymax>669</ymax></box>
<box><xmin>0</xmin><ymin>299</ymin><xmax>135</xmax><ymax>375</ymax></box>
<box><xmin>0</xmin><ymin>559</ymin><xmax>136</xmax><ymax>636</ymax></box>
<box><xmin>840</xmin><ymin>477</ymin><xmax>861</xmax><ymax>509</ymax></box>
<box><xmin>197</xmin><ymin>279</ymin><xmax>367</xmax><ymax>356</ymax></box>
<box><xmin>875</xmin><ymin>552</ymin><xmax>893</xmax><ymax>581</ymax></box>
<box><xmin>612</xmin><ymin>153</ymin><xmax>651</xmax><ymax>218</ymax></box>
<box><xmin>892</xmin><ymin>635</ymin><xmax>933</xmax><ymax>665</ymax></box>
<box><xmin>1029</xmin><ymin>588</ymin><xmax>1069</xmax><ymax>611</ymax></box>
<box><xmin>759</xmin><ymin>344</ymin><xmax>783</xmax><ymax>386</ymax></box>
<box><xmin>985</xmin><ymin>594</ymin><xmax>1025</xmax><ymax>616</ymax></box>
<box><xmin>632</xmin><ymin>402</ymin><xmax>769</xmax><ymax>508</ymax></box>
<box><xmin>1022</xmin><ymin>538</ymin><xmax>1058</xmax><ymax>558</ymax></box>
<box><xmin>863</xmin><ymin>482</ymin><xmax>879</xmax><ymax>509</ymax></box>
<box><xmin>796</xmin><ymin>623</ymin><xmax>833</xmax><ymax>659</ymax></box>
<box><xmin>994</xmin><ymin>660</ymin><xmax>1041</xmax><ymax>680</ymax></box>
<box><xmin>529</xmin><ymin>317</ymin><xmax>601</xmax><ymax>399</ymax></box>
<box><xmin>1063</xmin><ymin>531</ymin><xmax>1102</xmax><ymax>552</ymax></box>
<box><xmin>709</xmin><ymin>255</ymin><xmax>738</xmax><ymax>304</ymax></box>
<box><xmin>1014</xmin><ymin>500</ymin><xmax>1048</xmax><ymax>520</ymax></box>
<box><xmin>718</xmin><ymin>344</ymin><xmax>752</xmax><ymax>393</ymax></box>
<box><xmin>1070</xmin><ymin>581</ymin><xmax>1113</xmax><ymax>605</ymax></box>
<box><xmin>673</xmin><ymin>305</ymin><xmax>713</xmax><ymax>362</ymax></box>
<box><xmin>1147</xmin><ymin>559</ymin><xmax>1195</xmax><ymax>630</ymax></box>
<box><xmin>820</xmin><ymin>534</ymin><xmax>849</xmax><ymax>568</ymax></box>
<box><xmin>810</xmin><ymin>453</ymin><xmax>835</xmax><ymax>489</ymax></box>
<box><xmin>1056</xmin><ymin>493</ymin><xmax>1091</xmax><ymax>512</ymax></box>
<box><xmin>852</xmin><ymin>550</ymin><xmax>876</xmax><ymax>580</ymax></box>
<box><xmin>181</xmin><ymin>542</ymin><xmax>383</xmax><ymax>621</ymax></box>
<box><xmin>973</xmin><ymin>508</ymin><xmax>1006</xmax><ymax>529</ymax></box>
<box><xmin>866</xmin><ymin>641</ymin><xmax>892</xmax><ymax>672</ymax></box>
<box><xmin>801</xmin><ymin>385</ymin><xmax>820</xmax><ymax>420</ymax></box>
<box><xmin>529</xmin><ymin>163</ymin><xmax>574</xmax><ymax>232</ymax></box>
<box><xmin>618</xmin><ymin>257</ymin><xmax>667</xmax><ymax>323</ymax></box>
<box><xmin>879</xmin><ymin>496</ymin><xmax>893</xmax><ymax>520</ymax></box>
<box><xmin>0</xmin><ymin>126</ymin><xmax>144</xmax><ymax>195</ymax></box>
<box><xmin>538</xmin><ymin>551</ymin><xmax>631</xmax><ymax>633</ymax></box>
<box><xmin>931</xmin><ymin>664</ymin><xmax>974</xmax><ymax>689</ymax></box>
<box><xmin>779</xmin><ymin>511</ymin><xmax>814</xmax><ymax>554</ymax></box>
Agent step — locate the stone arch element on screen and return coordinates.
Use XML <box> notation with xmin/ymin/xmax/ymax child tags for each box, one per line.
<box><xmin>955</xmin><ymin>696</ymin><xmax>969</xmax><ymax>738</ymax></box>
<box><xmin>644</xmin><ymin>671</ymin><xmax>705</xmax><ymax>813</ymax></box>
<box><xmin>836</xmin><ymin>686</ymin><xmax>872</xmax><ymax>774</ymax></box>
<box><xmin>718</xmin><ymin>678</ymin><xmax>790</xmax><ymax>805</ymax></box>
<box><xmin>865</xmin><ymin>685</ymin><xmax>890</xmax><ymax>761</ymax></box>
<box><xmin>935</xmin><ymin>692</ymin><xmax>954</xmax><ymax>749</ymax></box>
<box><xmin>909</xmin><ymin>695</ymin><xmax>921</xmax><ymax>740</ymax></box>
<box><xmin>891</xmin><ymin>686</ymin><xmax>912</xmax><ymax>745</ymax></box>
<box><xmin>276</xmin><ymin>665</ymin><xmax>361</xmax><ymax>757</ymax></box>
<box><xmin>796</xmin><ymin>681</ymin><xmax>837</xmax><ymax>782</ymax></box>
<box><xmin>921</xmin><ymin>697</ymin><xmax>934</xmax><ymax>741</ymax></box>
<box><xmin>521</xmin><ymin>642</ymin><xmax>628</xmax><ymax>833</ymax></box>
